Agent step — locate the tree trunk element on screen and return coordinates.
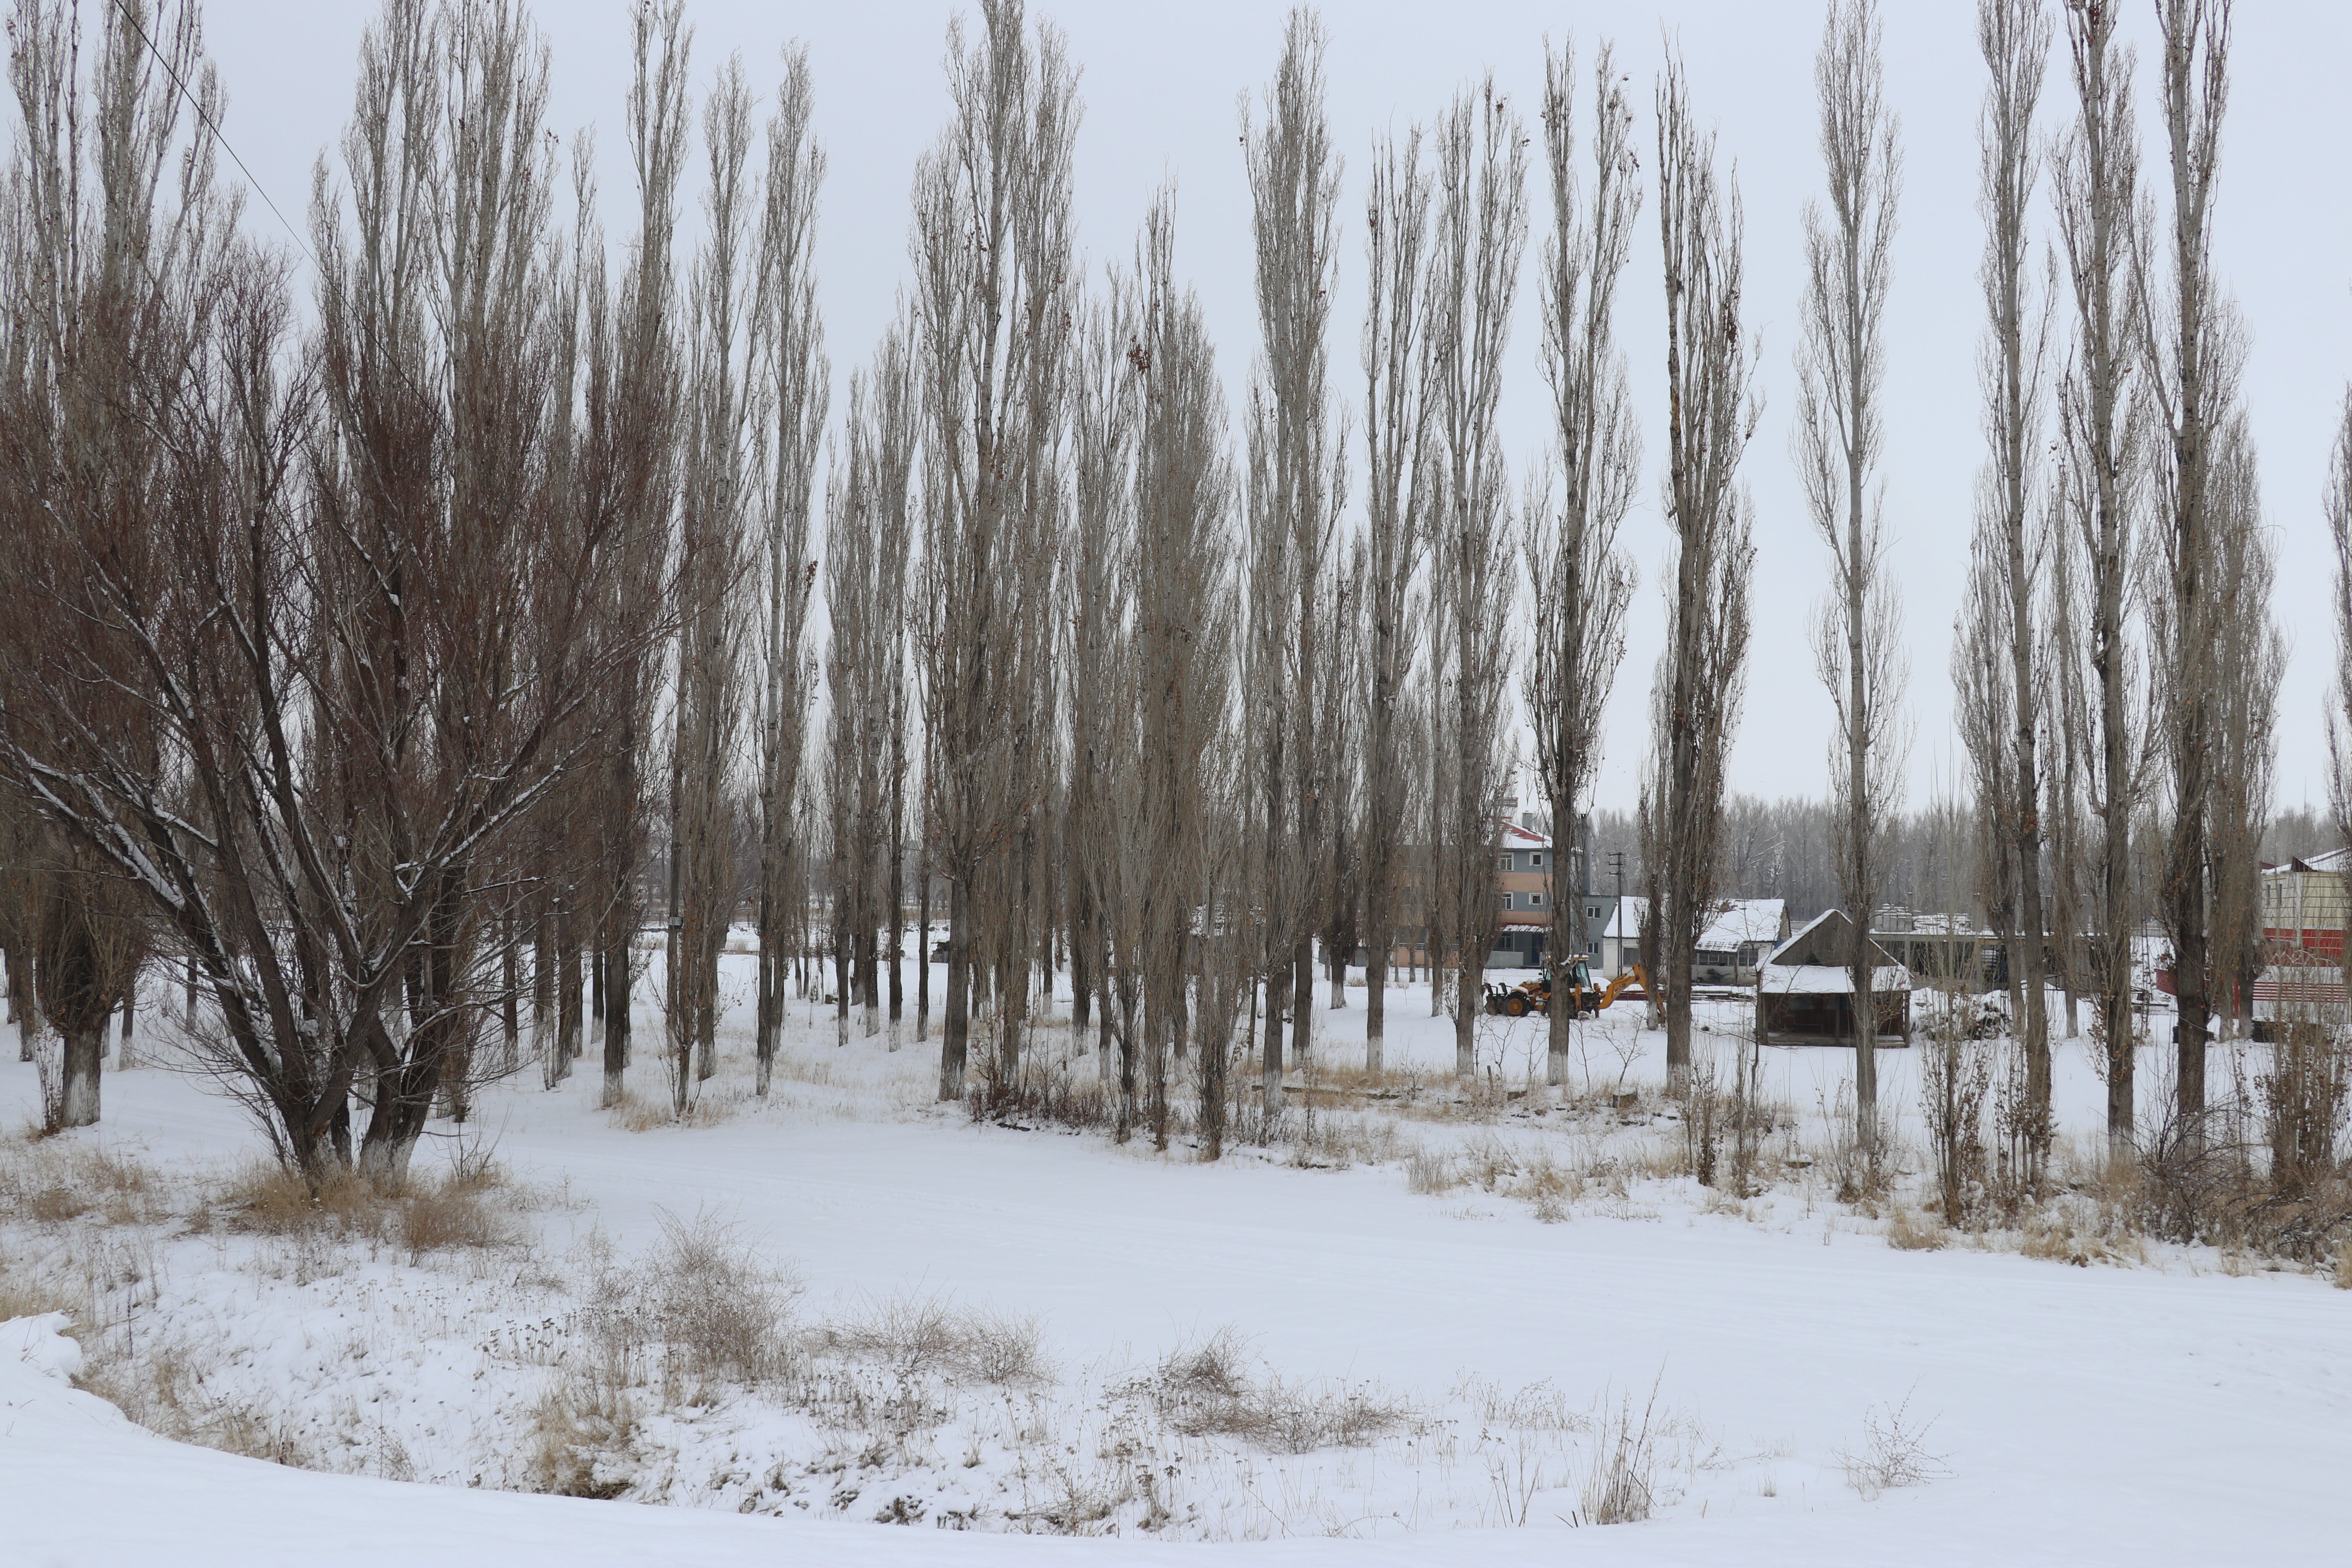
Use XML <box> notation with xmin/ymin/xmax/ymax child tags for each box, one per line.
<box><xmin>60</xmin><ymin>1024</ymin><xmax>102</xmax><ymax>1127</ymax></box>
<box><xmin>939</xmin><ymin>877</ymin><xmax>969</xmax><ymax>1100</ymax></box>
<box><xmin>1261</xmin><ymin>969</ymin><xmax>1285</xmax><ymax>1116</ymax></box>
<box><xmin>602</xmin><ymin>913</ymin><xmax>629</xmax><ymax>1109</ymax></box>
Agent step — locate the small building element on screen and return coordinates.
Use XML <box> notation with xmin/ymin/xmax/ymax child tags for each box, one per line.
<box><xmin>2261</xmin><ymin>850</ymin><xmax>2351</xmax><ymax>960</ymax></box>
<box><xmin>1490</xmin><ymin>819</ymin><xmax>1559</xmax><ymax>970</ymax></box>
<box><xmin>1755</xmin><ymin>908</ymin><xmax>1912</xmax><ymax>1047</ymax></box>
<box><xmin>2250</xmin><ymin>942</ymin><xmax>2350</xmax><ymax>1038</ymax></box>
<box><xmin>1695</xmin><ymin>899</ymin><xmax>1789</xmax><ymax>986</ymax></box>
<box><xmin>1383</xmin><ymin>817</ymin><xmax>1568</xmax><ymax>973</ymax></box>
<box><xmin>1874</xmin><ymin>911</ymin><xmax>2003</xmax><ymax>992</ymax></box>
<box><xmin>1591</xmin><ymin>895</ymin><xmax>1648</xmax><ymax>979</ymax></box>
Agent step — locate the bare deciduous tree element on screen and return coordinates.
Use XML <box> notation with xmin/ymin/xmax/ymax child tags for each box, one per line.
<box><xmin>751</xmin><ymin>44</ymin><xmax>827</xmax><ymax>1096</ymax></box>
<box><xmin>1242</xmin><ymin>7</ymin><xmax>1341</xmax><ymax>1111</ymax></box>
<box><xmin>1426</xmin><ymin>77</ymin><xmax>1526</xmax><ymax>1081</ymax></box>
<box><xmin>1527</xmin><ymin>38</ymin><xmax>1639</xmax><ymax>1095</ymax></box>
<box><xmin>1958</xmin><ymin>0</ymin><xmax>2057</xmax><ymax>1171</ymax></box>
<box><xmin>1357</xmin><ymin>124</ymin><xmax>1433</xmax><ymax>1074</ymax></box>
<box><xmin>911</xmin><ymin>0</ymin><xmax>1077</xmax><ymax>1100</ymax></box>
<box><xmin>2203</xmin><ymin>419</ymin><xmax>2277</xmax><ymax>1041</ymax></box>
<box><xmin>1127</xmin><ymin>194</ymin><xmax>1237</xmax><ymax>1151</ymax></box>
<box><xmin>1798</xmin><ymin>0</ymin><xmax>1908</xmax><ymax>1151</ymax></box>
<box><xmin>668</xmin><ymin>54</ymin><xmax>759</xmax><ymax>1112</ymax></box>
<box><xmin>2143</xmin><ymin>0</ymin><xmax>2236</xmax><ymax>1134</ymax></box>
<box><xmin>1643</xmin><ymin>54</ymin><xmax>1758</xmax><ymax>1089</ymax></box>
<box><xmin>2054</xmin><ymin>0</ymin><xmax>2152</xmax><ymax>1155</ymax></box>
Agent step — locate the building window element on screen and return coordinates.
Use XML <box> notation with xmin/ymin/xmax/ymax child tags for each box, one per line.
<box><xmin>1496</xmin><ymin>853</ymin><xmax>1514</xmax><ymax>872</ymax></box>
<box><xmin>1531</xmin><ymin>853</ymin><xmax>1543</xmax><ymax>868</ymax></box>
<box><xmin>1528</xmin><ymin>892</ymin><xmax>1546</xmax><ymax>909</ymax></box>
<box><xmin>1500</xmin><ymin>891</ymin><xmax>1514</xmax><ymax>910</ymax></box>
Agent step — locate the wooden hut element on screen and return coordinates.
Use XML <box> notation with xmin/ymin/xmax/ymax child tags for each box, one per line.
<box><xmin>1755</xmin><ymin>909</ymin><xmax>1912</xmax><ymax>1047</ymax></box>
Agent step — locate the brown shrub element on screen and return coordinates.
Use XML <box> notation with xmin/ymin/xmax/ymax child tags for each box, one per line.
<box><xmin>1885</xmin><ymin>1209</ymin><xmax>1948</xmax><ymax>1251</ymax></box>
<box><xmin>213</xmin><ymin>1158</ymin><xmax>520</xmax><ymax>1259</ymax></box>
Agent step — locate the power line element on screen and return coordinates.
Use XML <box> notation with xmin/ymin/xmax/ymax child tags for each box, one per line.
<box><xmin>103</xmin><ymin>0</ymin><xmax>318</xmax><ymax>270</ymax></box>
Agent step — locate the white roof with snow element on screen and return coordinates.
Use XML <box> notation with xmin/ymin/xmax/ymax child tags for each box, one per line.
<box><xmin>1699</xmin><ymin>899</ymin><xmax>1785</xmax><ymax>951</ymax></box>
<box><xmin>2267</xmin><ymin>848</ymin><xmax>2352</xmax><ymax>875</ymax></box>
<box><xmin>1758</xmin><ymin>964</ymin><xmax>1912</xmax><ymax>996</ymax></box>
<box><xmin>1758</xmin><ymin>908</ymin><xmax>1913</xmax><ymax>995</ymax></box>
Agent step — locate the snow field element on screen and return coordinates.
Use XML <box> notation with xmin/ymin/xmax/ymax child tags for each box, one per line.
<box><xmin>4</xmin><ymin>948</ymin><xmax>2349</xmax><ymax>1564</ymax></box>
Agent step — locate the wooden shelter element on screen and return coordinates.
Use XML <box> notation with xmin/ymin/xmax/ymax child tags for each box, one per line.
<box><xmin>1754</xmin><ymin>909</ymin><xmax>1912</xmax><ymax>1047</ymax></box>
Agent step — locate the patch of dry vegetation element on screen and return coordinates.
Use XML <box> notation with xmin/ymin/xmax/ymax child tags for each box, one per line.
<box><xmin>607</xmin><ymin>1087</ymin><xmax>746</xmax><ymax>1133</ymax></box>
<box><xmin>209</xmin><ymin>1156</ymin><xmax>525</xmax><ymax>1260</ymax></box>
<box><xmin>1116</xmin><ymin>1328</ymin><xmax>1413</xmax><ymax>1454</ymax></box>
<box><xmin>820</xmin><ymin>1293</ymin><xmax>1053</xmax><ymax>1387</ymax></box>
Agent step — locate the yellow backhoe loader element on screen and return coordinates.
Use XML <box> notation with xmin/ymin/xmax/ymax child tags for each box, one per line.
<box><xmin>1483</xmin><ymin>959</ymin><xmax>1648</xmax><ymax>1019</ymax></box>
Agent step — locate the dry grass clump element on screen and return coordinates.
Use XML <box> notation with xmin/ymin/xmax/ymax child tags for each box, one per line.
<box><xmin>607</xmin><ymin>1087</ymin><xmax>744</xmax><ymax>1133</ymax></box>
<box><xmin>1405</xmin><ymin>1147</ymin><xmax>1461</xmax><ymax>1195</ymax></box>
<box><xmin>965</xmin><ymin>1056</ymin><xmax>1114</xmax><ymax>1132</ymax></box>
<box><xmin>211</xmin><ymin>1157</ymin><xmax>522</xmax><ymax>1260</ymax></box>
<box><xmin>1283</xmin><ymin>1109</ymin><xmax>1414</xmax><ymax>1169</ymax></box>
<box><xmin>75</xmin><ymin>1332</ymin><xmax>307</xmax><ymax>1467</ymax></box>
<box><xmin>1121</xmin><ymin>1327</ymin><xmax>1410</xmax><ymax>1454</ymax></box>
<box><xmin>1508</xmin><ymin>1151</ymin><xmax>1583</xmax><ymax>1222</ymax></box>
<box><xmin>531</xmin><ymin>1216</ymin><xmax>799</xmax><ymax>1496</ymax></box>
<box><xmin>1885</xmin><ymin>1207</ymin><xmax>1949</xmax><ymax>1251</ymax></box>
<box><xmin>0</xmin><ymin>1136</ymin><xmax>170</xmax><ymax>1229</ymax></box>
<box><xmin>526</xmin><ymin>1375</ymin><xmax>641</xmax><ymax>1498</ymax></box>
<box><xmin>0</xmin><ymin>1241</ymin><xmax>85</xmax><ymax>1325</ymax></box>
<box><xmin>1574</xmin><ymin>1382</ymin><xmax>1662</xmax><ymax>1526</ymax></box>
<box><xmin>821</xmin><ymin>1292</ymin><xmax>1053</xmax><ymax>1387</ymax></box>
<box><xmin>584</xmin><ymin>1213</ymin><xmax>803</xmax><ymax>1389</ymax></box>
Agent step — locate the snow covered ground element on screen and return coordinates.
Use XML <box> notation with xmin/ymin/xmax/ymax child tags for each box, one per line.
<box><xmin>4</xmin><ymin>955</ymin><xmax>2348</xmax><ymax>1565</ymax></box>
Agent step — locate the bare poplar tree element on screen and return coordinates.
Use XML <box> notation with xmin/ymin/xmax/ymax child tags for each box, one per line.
<box><xmin>667</xmin><ymin>55</ymin><xmax>759</xmax><ymax>1111</ymax></box>
<box><xmin>1526</xmin><ymin>38</ymin><xmax>1640</xmax><ymax>1094</ymax></box>
<box><xmin>1357</xmin><ymin>125</ymin><xmax>1434</xmax><ymax>1073</ymax></box>
<box><xmin>1959</xmin><ymin>0</ymin><xmax>2056</xmax><ymax>1167</ymax></box>
<box><xmin>0</xmin><ymin>0</ymin><xmax>206</xmax><ymax>1124</ymax></box>
<box><xmin>1128</xmin><ymin>194</ymin><xmax>1237</xmax><ymax>1151</ymax></box>
<box><xmin>1318</xmin><ymin>542</ymin><xmax>1365</xmax><ymax>1012</ymax></box>
<box><xmin>2203</xmin><ymin>419</ymin><xmax>2277</xmax><ymax>1039</ymax></box>
<box><xmin>590</xmin><ymin>0</ymin><xmax>691</xmax><ymax>1110</ymax></box>
<box><xmin>1798</xmin><ymin>0</ymin><xmax>1907</xmax><ymax>1149</ymax></box>
<box><xmin>2144</xmin><ymin>0</ymin><xmax>2236</xmax><ymax>1133</ymax></box>
<box><xmin>910</xmin><ymin>0</ymin><xmax>1077</xmax><ymax>1100</ymax></box>
<box><xmin>1242</xmin><ymin>7</ymin><xmax>1342</xmax><ymax>1110</ymax></box>
<box><xmin>2054</xmin><ymin>0</ymin><xmax>2151</xmax><ymax>1154</ymax></box>
<box><xmin>2324</xmin><ymin>395</ymin><xmax>2352</xmax><ymax>1003</ymax></box>
<box><xmin>751</xmin><ymin>45</ymin><xmax>826</xmax><ymax>1096</ymax></box>
<box><xmin>822</xmin><ymin>330</ymin><xmax>914</xmax><ymax>1052</ymax></box>
<box><xmin>1066</xmin><ymin>285</ymin><xmax>1138</xmax><ymax>1078</ymax></box>
<box><xmin>1644</xmin><ymin>54</ymin><xmax>1758</xmax><ymax>1088</ymax></box>
<box><xmin>1426</xmin><ymin>78</ymin><xmax>1526</xmax><ymax>1080</ymax></box>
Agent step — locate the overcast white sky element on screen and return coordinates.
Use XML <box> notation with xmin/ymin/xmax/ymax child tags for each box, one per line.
<box><xmin>196</xmin><ymin>0</ymin><xmax>2352</xmax><ymax>816</ymax></box>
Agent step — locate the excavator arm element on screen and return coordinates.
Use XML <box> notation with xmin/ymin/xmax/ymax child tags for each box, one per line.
<box><xmin>1594</xmin><ymin>964</ymin><xmax>1649</xmax><ymax>1012</ymax></box>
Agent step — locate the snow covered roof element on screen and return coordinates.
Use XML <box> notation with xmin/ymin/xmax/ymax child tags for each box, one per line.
<box><xmin>1760</xmin><ymin>907</ymin><xmax>1912</xmax><ymax>992</ymax></box>
<box><xmin>1499</xmin><ymin>818</ymin><xmax>1552</xmax><ymax>849</ymax></box>
<box><xmin>1758</xmin><ymin>964</ymin><xmax>1912</xmax><ymax>996</ymax></box>
<box><xmin>1699</xmin><ymin>898</ymin><xmax>1785</xmax><ymax>950</ymax></box>
<box><xmin>2268</xmin><ymin>848</ymin><xmax>2352</xmax><ymax>876</ymax></box>
<box><xmin>1599</xmin><ymin>896</ymin><xmax>1647</xmax><ymax>939</ymax></box>
<box><xmin>1903</xmin><ymin>912</ymin><xmax>1989</xmax><ymax>937</ymax></box>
